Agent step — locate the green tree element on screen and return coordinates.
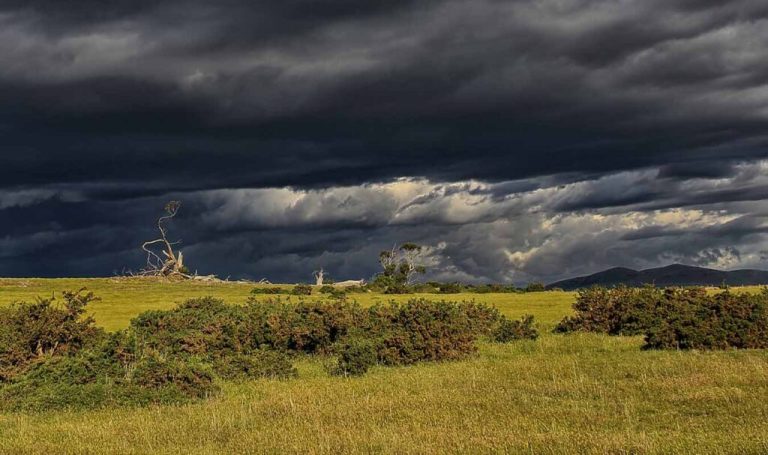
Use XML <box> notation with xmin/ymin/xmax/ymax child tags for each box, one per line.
<box><xmin>375</xmin><ymin>243</ymin><xmax>427</xmax><ymax>290</ymax></box>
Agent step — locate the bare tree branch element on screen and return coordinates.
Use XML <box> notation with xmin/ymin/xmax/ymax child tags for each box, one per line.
<box><xmin>139</xmin><ymin>200</ymin><xmax>190</xmax><ymax>279</ymax></box>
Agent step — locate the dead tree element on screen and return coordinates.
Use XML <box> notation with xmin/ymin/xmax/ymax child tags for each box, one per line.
<box><xmin>313</xmin><ymin>268</ymin><xmax>325</xmax><ymax>286</ymax></box>
<box><xmin>140</xmin><ymin>200</ymin><xmax>189</xmax><ymax>278</ymax></box>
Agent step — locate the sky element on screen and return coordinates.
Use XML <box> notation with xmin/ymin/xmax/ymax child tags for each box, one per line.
<box><xmin>2</xmin><ymin>0</ymin><xmax>768</xmax><ymax>284</ymax></box>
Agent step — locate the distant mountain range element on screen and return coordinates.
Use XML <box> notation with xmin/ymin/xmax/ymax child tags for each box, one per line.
<box><xmin>548</xmin><ymin>264</ymin><xmax>768</xmax><ymax>290</ymax></box>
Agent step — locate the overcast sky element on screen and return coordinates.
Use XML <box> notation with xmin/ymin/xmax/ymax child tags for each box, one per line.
<box><xmin>2</xmin><ymin>0</ymin><xmax>768</xmax><ymax>283</ymax></box>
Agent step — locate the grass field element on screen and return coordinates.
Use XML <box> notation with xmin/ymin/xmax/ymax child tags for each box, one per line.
<box><xmin>1</xmin><ymin>278</ymin><xmax>767</xmax><ymax>454</ymax></box>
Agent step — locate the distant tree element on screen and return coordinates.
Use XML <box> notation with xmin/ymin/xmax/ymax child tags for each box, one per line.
<box><xmin>375</xmin><ymin>243</ymin><xmax>427</xmax><ymax>290</ymax></box>
<box><xmin>398</xmin><ymin>243</ymin><xmax>427</xmax><ymax>285</ymax></box>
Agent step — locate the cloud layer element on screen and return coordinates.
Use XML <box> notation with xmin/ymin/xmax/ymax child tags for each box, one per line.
<box><xmin>1</xmin><ymin>0</ymin><xmax>768</xmax><ymax>281</ymax></box>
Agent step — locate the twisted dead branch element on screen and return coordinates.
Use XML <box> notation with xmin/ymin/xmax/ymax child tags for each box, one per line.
<box><xmin>140</xmin><ymin>201</ymin><xmax>190</xmax><ymax>279</ymax></box>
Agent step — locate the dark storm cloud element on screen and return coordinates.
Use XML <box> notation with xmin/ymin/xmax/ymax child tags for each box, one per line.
<box><xmin>2</xmin><ymin>0</ymin><xmax>768</xmax><ymax>281</ymax></box>
<box><xmin>2</xmin><ymin>0</ymin><xmax>768</xmax><ymax>191</ymax></box>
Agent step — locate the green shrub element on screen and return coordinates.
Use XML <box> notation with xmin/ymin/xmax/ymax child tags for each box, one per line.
<box><xmin>1</xmin><ymin>290</ymin><xmax>542</xmax><ymax>411</ymax></box>
<box><xmin>493</xmin><ymin>315</ymin><xmax>539</xmax><ymax>342</ymax></box>
<box><xmin>554</xmin><ymin>286</ymin><xmax>660</xmax><ymax>335</ymax></box>
<box><xmin>251</xmin><ymin>298</ymin><xmax>366</xmax><ymax>353</ymax></box>
<box><xmin>291</xmin><ymin>284</ymin><xmax>313</xmax><ymax>296</ymax></box>
<box><xmin>365</xmin><ymin>299</ymin><xmax>479</xmax><ymax>365</ymax></box>
<box><xmin>343</xmin><ymin>285</ymin><xmax>369</xmax><ymax>294</ymax></box>
<box><xmin>643</xmin><ymin>288</ymin><xmax>768</xmax><ymax>350</ymax></box>
<box><xmin>0</xmin><ymin>289</ymin><xmax>104</xmax><ymax>382</ymax></box>
<box><xmin>410</xmin><ymin>282</ymin><xmax>440</xmax><ymax>293</ymax></box>
<box><xmin>130</xmin><ymin>297</ymin><xmax>253</xmax><ymax>360</ymax></box>
<box><xmin>455</xmin><ymin>301</ymin><xmax>503</xmax><ymax>335</ymax></box>
<box><xmin>332</xmin><ymin>337</ymin><xmax>378</xmax><ymax>376</ymax></box>
<box><xmin>466</xmin><ymin>283</ymin><xmax>523</xmax><ymax>293</ymax></box>
<box><xmin>129</xmin><ymin>354</ymin><xmax>217</xmax><ymax>399</ymax></box>
<box><xmin>0</xmin><ymin>347</ymin><xmax>219</xmax><ymax>411</ymax></box>
<box><xmin>212</xmin><ymin>350</ymin><xmax>297</xmax><ymax>380</ymax></box>
<box><xmin>435</xmin><ymin>282</ymin><xmax>464</xmax><ymax>294</ymax></box>
<box><xmin>368</xmin><ymin>274</ymin><xmax>413</xmax><ymax>294</ymax></box>
<box><xmin>555</xmin><ymin>286</ymin><xmax>768</xmax><ymax>351</ymax></box>
<box><xmin>318</xmin><ymin>285</ymin><xmax>347</xmax><ymax>299</ymax></box>
<box><xmin>0</xmin><ymin>354</ymin><xmax>119</xmax><ymax>411</ymax></box>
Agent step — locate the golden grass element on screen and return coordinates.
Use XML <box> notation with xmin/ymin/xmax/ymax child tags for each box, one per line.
<box><xmin>0</xmin><ymin>278</ymin><xmax>767</xmax><ymax>454</ymax></box>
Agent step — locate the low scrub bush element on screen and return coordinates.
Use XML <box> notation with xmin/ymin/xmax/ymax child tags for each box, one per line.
<box><xmin>0</xmin><ymin>290</ymin><xmax>541</xmax><ymax>411</ymax></box>
<box><xmin>0</xmin><ymin>346</ymin><xmax>220</xmax><ymax>411</ymax></box>
<box><xmin>554</xmin><ymin>286</ymin><xmax>660</xmax><ymax>335</ymax></box>
<box><xmin>0</xmin><ymin>294</ymin><xmax>295</xmax><ymax>411</ymax></box>
<box><xmin>246</xmin><ymin>298</ymin><xmax>366</xmax><ymax>354</ymax></box>
<box><xmin>130</xmin><ymin>297</ymin><xmax>253</xmax><ymax>360</ymax></box>
<box><xmin>555</xmin><ymin>286</ymin><xmax>768</xmax><ymax>350</ymax></box>
<box><xmin>129</xmin><ymin>354</ymin><xmax>217</xmax><ymax>398</ymax></box>
<box><xmin>318</xmin><ymin>285</ymin><xmax>347</xmax><ymax>299</ymax></box>
<box><xmin>213</xmin><ymin>350</ymin><xmax>298</xmax><ymax>380</ymax></box>
<box><xmin>291</xmin><ymin>284</ymin><xmax>313</xmax><ymax>296</ymax></box>
<box><xmin>644</xmin><ymin>288</ymin><xmax>768</xmax><ymax>350</ymax></box>
<box><xmin>364</xmin><ymin>299</ymin><xmax>490</xmax><ymax>365</ymax></box>
<box><xmin>365</xmin><ymin>282</ymin><xmax>532</xmax><ymax>294</ymax></box>
<box><xmin>454</xmin><ymin>301</ymin><xmax>504</xmax><ymax>335</ymax></box>
<box><xmin>331</xmin><ymin>337</ymin><xmax>378</xmax><ymax>376</ymax></box>
<box><xmin>492</xmin><ymin>315</ymin><xmax>539</xmax><ymax>342</ymax></box>
<box><xmin>0</xmin><ymin>289</ymin><xmax>104</xmax><ymax>382</ymax></box>
<box><xmin>410</xmin><ymin>282</ymin><xmax>440</xmax><ymax>293</ymax></box>
<box><xmin>433</xmin><ymin>282</ymin><xmax>464</xmax><ymax>294</ymax></box>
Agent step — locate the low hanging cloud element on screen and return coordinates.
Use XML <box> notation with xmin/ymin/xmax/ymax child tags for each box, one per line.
<box><xmin>163</xmin><ymin>161</ymin><xmax>768</xmax><ymax>283</ymax></box>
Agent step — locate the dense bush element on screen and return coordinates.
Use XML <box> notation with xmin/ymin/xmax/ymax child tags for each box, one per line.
<box><xmin>644</xmin><ymin>288</ymin><xmax>768</xmax><ymax>350</ymax></box>
<box><xmin>0</xmin><ymin>289</ymin><xmax>105</xmax><ymax>382</ymax></box>
<box><xmin>250</xmin><ymin>284</ymin><xmax>321</xmax><ymax>296</ymax></box>
<box><xmin>130</xmin><ymin>297</ymin><xmax>254</xmax><ymax>359</ymax></box>
<box><xmin>331</xmin><ymin>337</ymin><xmax>378</xmax><ymax>376</ymax></box>
<box><xmin>128</xmin><ymin>354</ymin><xmax>218</xmax><ymax>399</ymax></box>
<box><xmin>492</xmin><ymin>315</ymin><xmax>539</xmax><ymax>342</ymax></box>
<box><xmin>433</xmin><ymin>282</ymin><xmax>464</xmax><ymax>294</ymax></box>
<box><xmin>364</xmin><ymin>299</ymin><xmax>492</xmax><ymax>365</ymax></box>
<box><xmin>213</xmin><ymin>350</ymin><xmax>298</xmax><ymax>380</ymax></box>
<box><xmin>0</xmin><ymin>290</ymin><xmax>541</xmax><ymax>411</ymax></box>
<box><xmin>368</xmin><ymin>275</ymin><xmax>412</xmax><ymax>294</ymax></box>
<box><xmin>0</xmin><ymin>343</ymin><xmax>220</xmax><ymax>411</ymax></box>
<box><xmin>291</xmin><ymin>284</ymin><xmax>313</xmax><ymax>296</ymax></box>
<box><xmin>555</xmin><ymin>286</ymin><xmax>768</xmax><ymax>350</ymax></box>
<box><xmin>318</xmin><ymin>285</ymin><xmax>347</xmax><ymax>299</ymax></box>
<box><xmin>554</xmin><ymin>286</ymin><xmax>660</xmax><ymax>335</ymax></box>
<box><xmin>0</xmin><ymin>295</ymin><xmax>295</xmax><ymax>411</ymax></box>
<box><xmin>247</xmin><ymin>298</ymin><xmax>366</xmax><ymax>353</ymax></box>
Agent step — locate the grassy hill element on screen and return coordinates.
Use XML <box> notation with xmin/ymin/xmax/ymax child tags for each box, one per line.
<box><xmin>0</xmin><ymin>278</ymin><xmax>767</xmax><ymax>454</ymax></box>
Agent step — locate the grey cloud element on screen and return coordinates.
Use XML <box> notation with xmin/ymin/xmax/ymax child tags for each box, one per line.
<box><xmin>1</xmin><ymin>0</ymin><xmax>768</xmax><ymax>192</ymax></box>
<box><xmin>2</xmin><ymin>0</ymin><xmax>768</xmax><ymax>281</ymax></box>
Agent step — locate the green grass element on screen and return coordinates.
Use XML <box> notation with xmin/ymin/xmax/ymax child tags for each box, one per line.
<box><xmin>1</xmin><ymin>278</ymin><xmax>767</xmax><ymax>454</ymax></box>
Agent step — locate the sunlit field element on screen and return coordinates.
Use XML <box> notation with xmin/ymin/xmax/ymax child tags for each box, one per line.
<box><xmin>1</xmin><ymin>278</ymin><xmax>767</xmax><ymax>454</ymax></box>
